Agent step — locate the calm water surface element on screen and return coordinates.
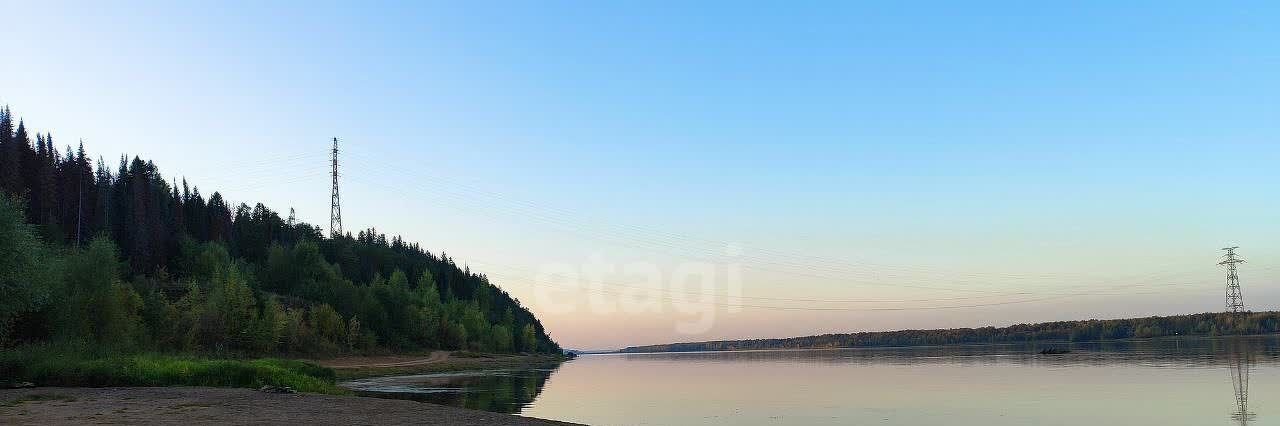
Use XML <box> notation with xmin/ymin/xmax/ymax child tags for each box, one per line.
<box><xmin>343</xmin><ymin>335</ymin><xmax>1280</xmax><ymax>425</ymax></box>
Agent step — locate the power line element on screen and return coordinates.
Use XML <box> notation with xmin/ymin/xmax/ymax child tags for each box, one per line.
<box><xmin>482</xmin><ymin>268</ymin><xmax>1218</xmax><ymax>312</ymax></box>
<box><xmin>469</xmin><ymin>258</ymin><xmax>1212</xmax><ymax>306</ymax></box>
<box><xmin>341</xmin><ymin>150</ymin><xmax>1195</xmax><ymax>284</ymax></box>
<box><xmin>322</xmin><ymin>150</ymin><xmax>1280</xmax><ymax>310</ymax></box>
<box><xmin>161</xmin><ymin>147</ymin><xmax>1272</xmax><ymax>313</ymax></box>
<box><xmin>338</xmin><ymin>151</ymin><xmax>1194</xmax><ymax>285</ymax></box>
<box><xmin>337</xmin><ymin>158</ymin><xmax>1206</xmax><ymax>296</ymax></box>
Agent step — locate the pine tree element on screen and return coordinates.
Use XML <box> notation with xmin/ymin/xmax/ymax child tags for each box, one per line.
<box><xmin>93</xmin><ymin>156</ymin><xmax>112</xmax><ymax>235</ymax></box>
<box><xmin>172</xmin><ymin>179</ymin><xmax>184</xmax><ymax>240</ymax></box>
<box><xmin>34</xmin><ymin>133</ymin><xmax>61</xmax><ymax>231</ymax></box>
<box><xmin>207</xmin><ymin>192</ymin><xmax>231</xmax><ymax>243</ymax></box>
<box><xmin>0</xmin><ymin>107</ymin><xmax>16</xmax><ymax>194</ymax></box>
<box><xmin>73</xmin><ymin>142</ymin><xmax>95</xmax><ymax>245</ymax></box>
<box><xmin>14</xmin><ymin>121</ymin><xmax>32</xmax><ymax>203</ymax></box>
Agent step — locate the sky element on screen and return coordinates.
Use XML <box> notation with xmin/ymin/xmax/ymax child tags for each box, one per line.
<box><xmin>2</xmin><ymin>1</ymin><xmax>1278</xmax><ymax>349</ymax></box>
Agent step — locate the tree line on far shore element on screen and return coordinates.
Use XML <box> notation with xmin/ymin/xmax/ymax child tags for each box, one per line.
<box><xmin>0</xmin><ymin>105</ymin><xmax>560</xmax><ymax>355</ymax></box>
<box><xmin>620</xmin><ymin>311</ymin><xmax>1280</xmax><ymax>353</ymax></box>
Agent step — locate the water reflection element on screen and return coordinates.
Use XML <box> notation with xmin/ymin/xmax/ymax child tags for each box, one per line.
<box><xmin>1229</xmin><ymin>342</ymin><xmax>1256</xmax><ymax>425</ymax></box>
<box><xmin>342</xmin><ymin>364</ymin><xmax>561</xmax><ymax>414</ymax></box>
<box><xmin>344</xmin><ymin>336</ymin><xmax>1280</xmax><ymax>425</ymax></box>
<box><xmin>611</xmin><ymin>335</ymin><xmax>1280</xmax><ymax>368</ymax></box>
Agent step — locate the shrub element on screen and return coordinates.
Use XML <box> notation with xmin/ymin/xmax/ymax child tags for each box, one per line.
<box><xmin>0</xmin><ymin>345</ymin><xmax>343</xmax><ymax>394</ymax></box>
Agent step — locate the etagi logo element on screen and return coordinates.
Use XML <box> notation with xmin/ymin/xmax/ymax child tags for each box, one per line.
<box><xmin>533</xmin><ymin>245</ymin><xmax>744</xmax><ymax>335</ymax></box>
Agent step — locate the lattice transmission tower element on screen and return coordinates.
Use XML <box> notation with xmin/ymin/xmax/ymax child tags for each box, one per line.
<box><xmin>330</xmin><ymin>137</ymin><xmax>343</xmax><ymax>237</ymax></box>
<box><xmin>1220</xmin><ymin>246</ymin><xmax>1245</xmax><ymax>313</ymax></box>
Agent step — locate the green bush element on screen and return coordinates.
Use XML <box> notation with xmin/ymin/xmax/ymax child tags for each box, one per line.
<box><xmin>0</xmin><ymin>194</ymin><xmax>55</xmax><ymax>345</ymax></box>
<box><xmin>0</xmin><ymin>345</ymin><xmax>344</xmax><ymax>394</ymax></box>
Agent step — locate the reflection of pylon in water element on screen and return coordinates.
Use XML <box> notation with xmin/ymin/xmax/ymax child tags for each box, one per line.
<box><xmin>1230</xmin><ymin>350</ymin><xmax>1256</xmax><ymax>425</ymax></box>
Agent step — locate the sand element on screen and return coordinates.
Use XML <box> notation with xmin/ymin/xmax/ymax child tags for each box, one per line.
<box><xmin>0</xmin><ymin>387</ymin><xmax>581</xmax><ymax>425</ymax></box>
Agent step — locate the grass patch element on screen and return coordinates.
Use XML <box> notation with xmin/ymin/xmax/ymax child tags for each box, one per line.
<box><xmin>0</xmin><ymin>345</ymin><xmax>346</xmax><ymax>395</ymax></box>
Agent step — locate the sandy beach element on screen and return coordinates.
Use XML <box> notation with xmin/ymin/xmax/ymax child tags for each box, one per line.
<box><xmin>0</xmin><ymin>387</ymin><xmax>581</xmax><ymax>425</ymax></box>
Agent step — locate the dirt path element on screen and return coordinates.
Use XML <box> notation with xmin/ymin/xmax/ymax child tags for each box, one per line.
<box><xmin>0</xmin><ymin>387</ymin><xmax>581</xmax><ymax>425</ymax></box>
<box><xmin>315</xmin><ymin>351</ymin><xmax>451</xmax><ymax>369</ymax></box>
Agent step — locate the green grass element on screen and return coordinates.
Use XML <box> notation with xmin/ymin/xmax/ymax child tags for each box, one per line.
<box><xmin>0</xmin><ymin>345</ymin><xmax>346</xmax><ymax>395</ymax></box>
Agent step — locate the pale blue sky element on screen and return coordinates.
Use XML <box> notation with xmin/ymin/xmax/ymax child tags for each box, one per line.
<box><xmin>3</xmin><ymin>1</ymin><xmax>1278</xmax><ymax>348</ymax></box>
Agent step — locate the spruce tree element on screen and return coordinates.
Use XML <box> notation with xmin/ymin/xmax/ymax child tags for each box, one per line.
<box><xmin>0</xmin><ymin>107</ymin><xmax>15</xmax><ymax>194</ymax></box>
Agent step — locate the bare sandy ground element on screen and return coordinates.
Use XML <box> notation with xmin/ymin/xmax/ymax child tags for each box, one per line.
<box><xmin>0</xmin><ymin>387</ymin><xmax>581</xmax><ymax>425</ymax></box>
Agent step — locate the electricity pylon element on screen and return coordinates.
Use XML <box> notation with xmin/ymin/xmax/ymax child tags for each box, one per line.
<box><xmin>1220</xmin><ymin>247</ymin><xmax>1245</xmax><ymax>313</ymax></box>
<box><xmin>330</xmin><ymin>137</ymin><xmax>343</xmax><ymax>237</ymax></box>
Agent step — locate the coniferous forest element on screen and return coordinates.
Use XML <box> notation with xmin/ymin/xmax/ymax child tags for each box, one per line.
<box><xmin>0</xmin><ymin>105</ymin><xmax>561</xmax><ymax>356</ymax></box>
<box><xmin>619</xmin><ymin>311</ymin><xmax>1280</xmax><ymax>353</ymax></box>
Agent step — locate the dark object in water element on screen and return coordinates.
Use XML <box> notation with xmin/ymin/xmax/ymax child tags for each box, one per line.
<box><xmin>1038</xmin><ymin>348</ymin><xmax>1071</xmax><ymax>355</ymax></box>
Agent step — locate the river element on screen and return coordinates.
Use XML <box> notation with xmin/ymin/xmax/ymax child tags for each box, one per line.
<box><xmin>342</xmin><ymin>335</ymin><xmax>1278</xmax><ymax>425</ymax></box>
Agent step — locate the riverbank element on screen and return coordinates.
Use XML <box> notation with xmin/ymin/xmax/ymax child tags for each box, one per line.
<box><xmin>2</xmin><ymin>344</ymin><xmax>569</xmax><ymax>389</ymax></box>
<box><xmin>0</xmin><ymin>387</ymin><xmax>580</xmax><ymax>425</ymax></box>
<box><xmin>317</xmin><ymin>351</ymin><xmax>570</xmax><ymax>379</ymax></box>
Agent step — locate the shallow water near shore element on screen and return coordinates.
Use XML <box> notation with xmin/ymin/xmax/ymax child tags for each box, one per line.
<box><xmin>344</xmin><ymin>335</ymin><xmax>1280</xmax><ymax>425</ymax></box>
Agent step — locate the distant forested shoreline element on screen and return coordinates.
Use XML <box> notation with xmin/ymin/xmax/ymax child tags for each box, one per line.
<box><xmin>0</xmin><ymin>104</ymin><xmax>561</xmax><ymax>356</ymax></box>
<box><xmin>618</xmin><ymin>311</ymin><xmax>1280</xmax><ymax>353</ymax></box>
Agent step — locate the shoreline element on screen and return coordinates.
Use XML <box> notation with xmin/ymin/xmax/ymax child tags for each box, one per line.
<box><xmin>0</xmin><ymin>387</ymin><xmax>581</xmax><ymax>425</ymax></box>
<box><xmin>316</xmin><ymin>351</ymin><xmax>571</xmax><ymax>380</ymax></box>
<box><xmin>615</xmin><ymin>312</ymin><xmax>1280</xmax><ymax>354</ymax></box>
<box><xmin>611</xmin><ymin>333</ymin><xmax>1280</xmax><ymax>355</ymax></box>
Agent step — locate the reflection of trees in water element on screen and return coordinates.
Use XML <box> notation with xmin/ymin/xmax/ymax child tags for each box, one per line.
<box><xmin>1229</xmin><ymin>342</ymin><xmax>1256</xmax><ymax>426</ymax></box>
<box><xmin>621</xmin><ymin>334</ymin><xmax>1280</xmax><ymax>369</ymax></box>
<box><xmin>354</xmin><ymin>366</ymin><xmax>561</xmax><ymax>414</ymax></box>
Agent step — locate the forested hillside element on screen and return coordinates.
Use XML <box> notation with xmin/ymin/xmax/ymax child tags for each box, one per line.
<box><xmin>619</xmin><ymin>311</ymin><xmax>1280</xmax><ymax>353</ymax></box>
<box><xmin>0</xmin><ymin>105</ymin><xmax>560</xmax><ymax>355</ymax></box>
